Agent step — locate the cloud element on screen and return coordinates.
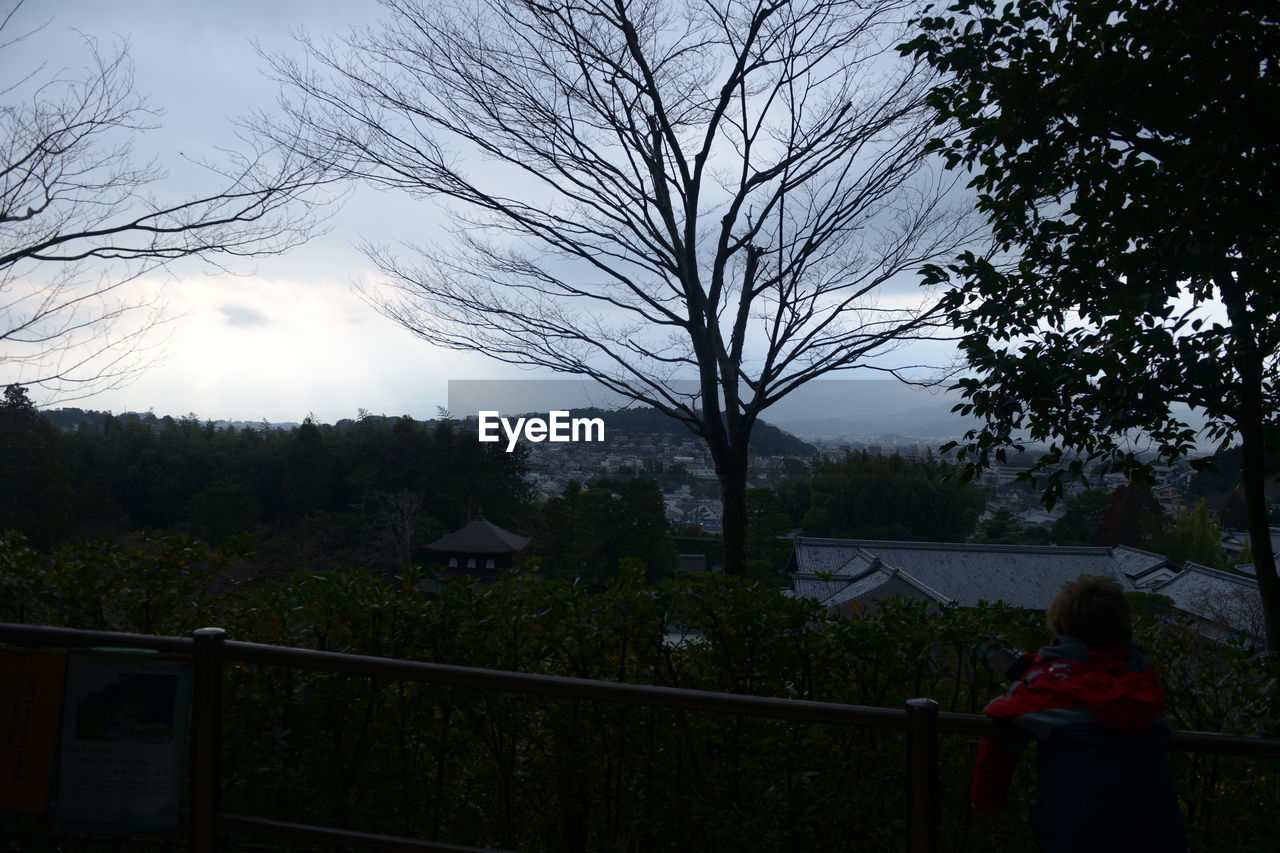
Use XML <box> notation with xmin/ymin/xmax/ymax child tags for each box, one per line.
<box><xmin>219</xmin><ymin>305</ymin><xmax>270</xmax><ymax>327</ymax></box>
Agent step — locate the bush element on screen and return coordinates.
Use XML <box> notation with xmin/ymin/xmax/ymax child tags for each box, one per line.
<box><xmin>2</xmin><ymin>540</ymin><xmax>1277</xmax><ymax>851</ymax></box>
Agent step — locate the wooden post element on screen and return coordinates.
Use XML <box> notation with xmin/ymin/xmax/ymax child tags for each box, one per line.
<box><xmin>906</xmin><ymin>697</ymin><xmax>939</xmax><ymax>853</ymax></box>
<box><xmin>191</xmin><ymin>628</ymin><xmax>225</xmax><ymax>853</ymax></box>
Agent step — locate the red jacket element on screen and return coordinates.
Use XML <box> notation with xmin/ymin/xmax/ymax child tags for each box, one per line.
<box><xmin>971</xmin><ymin>638</ymin><xmax>1185</xmax><ymax>852</ymax></box>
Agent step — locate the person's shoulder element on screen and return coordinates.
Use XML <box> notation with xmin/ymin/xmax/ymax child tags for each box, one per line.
<box><xmin>1099</xmin><ymin>641</ymin><xmax>1157</xmax><ymax>672</ymax></box>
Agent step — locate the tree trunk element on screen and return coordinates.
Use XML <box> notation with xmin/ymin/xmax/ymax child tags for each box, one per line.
<box><xmin>1219</xmin><ymin>267</ymin><xmax>1280</xmax><ymax>651</ymax></box>
<box><xmin>1237</xmin><ymin>412</ymin><xmax>1280</xmax><ymax>651</ymax></box>
<box><xmin>714</xmin><ymin>443</ymin><xmax>750</xmax><ymax>576</ymax></box>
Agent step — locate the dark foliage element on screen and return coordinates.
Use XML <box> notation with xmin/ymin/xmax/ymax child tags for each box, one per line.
<box><xmin>536</xmin><ymin>478</ymin><xmax>677</xmax><ymax>583</ymax></box>
<box><xmin>1</xmin><ymin>538</ymin><xmax>1276</xmax><ymax>851</ymax></box>
<box><xmin>0</xmin><ymin>385</ymin><xmax>75</xmax><ymax>548</ymax></box>
<box><xmin>10</xmin><ymin>403</ymin><xmax>533</xmax><ymax>574</ymax></box>
<box><xmin>778</xmin><ymin>450</ymin><xmax>985</xmax><ymax>542</ymax></box>
<box><xmin>902</xmin><ymin>0</ymin><xmax>1280</xmax><ymax>645</ymax></box>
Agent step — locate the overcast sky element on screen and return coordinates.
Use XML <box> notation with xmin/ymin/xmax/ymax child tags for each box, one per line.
<box><xmin>5</xmin><ymin>0</ymin><xmax>960</xmax><ymax>424</ymax></box>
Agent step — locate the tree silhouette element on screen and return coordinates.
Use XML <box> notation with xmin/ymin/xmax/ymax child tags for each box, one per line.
<box><xmin>904</xmin><ymin>0</ymin><xmax>1280</xmax><ymax>646</ymax></box>
<box><xmin>1093</xmin><ymin>484</ymin><xmax>1165</xmax><ymax>550</ymax></box>
<box><xmin>1161</xmin><ymin>500</ymin><xmax>1228</xmax><ymax>571</ymax></box>
<box><xmin>0</xmin><ymin>384</ymin><xmax>74</xmax><ymax>546</ymax></box>
<box><xmin>1049</xmin><ymin>489</ymin><xmax>1112</xmax><ymax>546</ymax></box>
<box><xmin>261</xmin><ymin>0</ymin><xmax>977</xmax><ymax>573</ymax></box>
<box><xmin>782</xmin><ymin>450</ymin><xmax>984</xmax><ymax>541</ymax></box>
<box><xmin>1</xmin><ymin>1</ymin><xmax>330</xmax><ymax>398</ymax></box>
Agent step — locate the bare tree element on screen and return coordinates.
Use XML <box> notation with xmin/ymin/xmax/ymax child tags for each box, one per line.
<box><xmin>264</xmin><ymin>0</ymin><xmax>976</xmax><ymax>574</ymax></box>
<box><xmin>1</xmin><ymin>1</ymin><xmax>330</xmax><ymax>399</ymax></box>
<box><xmin>368</xmin><ymin>489</ymin><xmax>426</xmax><ymax>570</ymax></box>
<box><xmin>1199</xmin><ymin>585</ymin><xmax>1267</xmax><ymax>649</ymax></box>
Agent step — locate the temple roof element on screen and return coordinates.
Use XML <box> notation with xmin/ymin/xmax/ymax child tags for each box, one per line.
<box><xmin>425</xmin><ymin>517</ymin><xmax>532</xmax><ymax>555</ymax></box>
<box><xmin>787</xmin><ymin>537</ymin><xmax>1143</xmax><ymax>610</ymax></box>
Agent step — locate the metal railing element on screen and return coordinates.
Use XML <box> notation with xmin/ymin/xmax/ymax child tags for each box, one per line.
<box><xmin>4</xmin><ymin>620</ymin><xmax>1279</xmax><ymax>853</ymax></box>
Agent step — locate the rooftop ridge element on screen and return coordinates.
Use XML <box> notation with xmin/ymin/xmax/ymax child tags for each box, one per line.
<box><xmin>1111</xmin><ymin>544</ymin><xmax>1172</xmax><ymax>561</ymax></box>
<box><xmin>795</xmin><ymin>537</ymin><xmax>1115</xmax><ymax>556</ymax></box>
<box><xmin>884</xmin><ymin>564</ymin><xmax>956</xmax><ymax>606</ymax></box>
<box><xmin>829</xmin><ymin>551</ymin><xmax>878</xmax><ymax>577</ymax></box>
<box><xmin>1163</xmin><ymin>561</ymin><xmax>1259</xmax><ymax>588</ymax></box>
<box><xmin>792</xmin><ymin>564</ymin><xmax>884</xmax><ymax>584</ymax></box>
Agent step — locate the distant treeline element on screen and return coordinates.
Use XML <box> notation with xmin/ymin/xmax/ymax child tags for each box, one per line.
<box><xmin>2</xmin><ymin>386</ymin><xmax>994</xmax><ymax>580</ymax></box>
<box><xmin>44</xmin><ymin>404</ymin><xmax>819</xmax><ymax>458</ymax></box>
<box><xmin>1</xmin><ymin>386</ymin><xmax>531</xmax><ymax>572</ymax></box>
<box><xmin>776</xmin><ymin>450</ymin><xmax>986</xmax><ymax>543</ymax></box>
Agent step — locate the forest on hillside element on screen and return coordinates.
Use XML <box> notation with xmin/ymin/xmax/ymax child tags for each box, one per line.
<box><xmin>1</xmin><ymin>385</ymin><xmax>531</xmax><ymax>572</ymax></box>
<box><xmin>2</xmin><ymin>384</ymin><xmax>995</xmax><ymax>583</ymax></box>
<box><xmin>3</xmin><ymin>380</ymin><xmax>1267</xmax><ymax>588</ymax></box>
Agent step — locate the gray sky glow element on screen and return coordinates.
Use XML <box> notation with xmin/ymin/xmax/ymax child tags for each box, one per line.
<box><xmin>6</xmin><ymin>0</ymin><xmax>961</xmax><ymax>424</ymax></box>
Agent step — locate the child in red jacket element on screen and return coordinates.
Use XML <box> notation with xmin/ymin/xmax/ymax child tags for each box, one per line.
<box><xmin>972</xmin><ymin>576</ymin><xmax>1186</xmax><ymax>852</ymax></box>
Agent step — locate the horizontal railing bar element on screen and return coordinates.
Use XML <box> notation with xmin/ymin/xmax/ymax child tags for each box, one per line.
<box><xmin>219</xmin><ymin>813</ymin><xmax>514</xmax><ymax>853</ymax></box>
<box><xmin>4</xmin><ymin>622</ymin><xmax>1280</xmax><ymax>757</ymax></box>
<box><xmin>935</xmin><ymin>710</ymin><xmax>1001</xmax><ymax>737</ymax></box>
<box><xmin>1168</xmin><ymin>729</ymin><xmax>1280</xmax><ymax>758</ymax></box>
<box><xmin>0</xmin><ymin>622</ymin><xmax>193</xmax><ymax>653</ymax></box>
<box><xmin>222</xmin><ymin>638</ymin><xmax>910</xmax><ymax>730</ymax></box>
<box><xmin>932</xmin><ymin>710</ymin><xmax>1280</xmax><ymax>757</ymax></box>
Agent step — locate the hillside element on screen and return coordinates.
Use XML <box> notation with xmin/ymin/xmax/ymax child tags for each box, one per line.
<box><xmin>539</xmin><ymin>406</ymin><xmax>817</xmax><ymax>457</ymax></box>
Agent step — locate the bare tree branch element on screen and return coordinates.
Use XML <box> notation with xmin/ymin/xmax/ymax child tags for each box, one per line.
<box><xmin>0</xmin><ymin>1</ymin><xmax>335</xmax><ymax>399</ymax></box>
<box><xmin>261</xmin><ymin>0</ymin><xmax>983</xmax><ymax>572</ymax></box>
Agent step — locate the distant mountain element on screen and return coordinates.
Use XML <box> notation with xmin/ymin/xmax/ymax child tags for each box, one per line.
<box><xmin>42</xmin><ymin>408</ymin><xmax>155</xmax><ymax>431</ymax></box>
<box><xmin>502</xmin><ymin>406</ymin><xmax>817</xmax><ymax>457</ymax></box>
<box><xmin>748</xmin><ymin>421</ymin><xmax>819</xmax><ymax>456</ymax></box>
<box><xmin>777</xmin><ymin>402</ymin><xmax>984</xmax><ymax>440</ymax></box>
<box><xmin>42</xmin><ymin>407</ymin><xmax>301</xmax><ymax>432</ymax></box>
<box><xmin>777</xmin><ymin>398</ymin><xmax>1219</xmax><ymax>451</ymax></box>
<box><xmin>41</xmin><ymin>403</ymin><xmax>807</xmax><ymax>456</ymax></box>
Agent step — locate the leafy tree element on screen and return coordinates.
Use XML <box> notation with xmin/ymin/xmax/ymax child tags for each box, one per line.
<box><xmin>431</xmin><ymin>420</ymin><xmax>534</xmax><ymax>530</ymax></box>
<box><xmin>0</xmin><ymin>529</ymin><xmax>216</xmax><ymax>633</ymax></box>
<box><xmin>1161</xmin><ymin>500</ymin><xmax>1229</xmax><ymax>570</ymax></box>
<box><xmin>0</xmin><ymin>384</ymin><xmax>75</xmax><ymax>546</ymax></box>
<box><xmin>536</xmin><ymin>480</ymin><xmax>585</xmax><ymax>577</ymax></box>
<box><xmin>1049</xmin><ymin>489</ymin><xmax>1112</xmax><ymax>546</ymax></box>
<box><xmin>185</xmin><ymin>482</ymin><xmax>263</xmax><ymax>546</ymax></box>
<box><xmin>1093</xmin><ymin>483</ymin><xmax>1166</xmax><ymax>549</ymax></box>
<box><xmin>973</xmin><ymin>508</ymin><xmax>1020</xmax><ymax>544</ymax></box>
<box><xmin>745</xmin><ymin>487</ymin><xmax>794</xmax><ymax>576</ymax></box>
<box><xmin>1186</xmin><ymin>447</ymin><xmax>1280</xmax><ymax>530</ymax></box>
<box><xmin>262</xmin><ymin>0</ymin><xmax>978</xmax><ymax>575</ymax></box>
<box><xmin>785</xmin><ymin>451</ymin><xmax>985</xmax><ymax>541</ymax></box>
<box><xmin>903</xmin><ymin>1</ymin><xmax>1280</xmax><ymax>646</ymax></box>
<box><xmin>26</xmin><ymin>407</ymin><xmax>533</xmax><ymax>573</ymax></box>
<box><xmin>538</xmin><ymin>478</ymin><xmax>675</xmax><ymax>582</ymax></box>
<box><xmin>280</xmin><ymin>417</ymin><xmax>336</xmax><ymax>519</ymax></box>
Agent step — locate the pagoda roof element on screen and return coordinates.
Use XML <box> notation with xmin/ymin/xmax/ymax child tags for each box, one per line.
<box><xmin>425</xmin><ymin>517</ymin><xmax>531</xmax><ymax>555</ymax></box>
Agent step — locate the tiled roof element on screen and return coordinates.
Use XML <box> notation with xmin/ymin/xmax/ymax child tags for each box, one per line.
<box><xmin>789</xmin><ymin>538</ymin><xmax>1142</xmax><ymax>610</ymax></box>
<box><xmin>425</xmin><ymin>517</ymin><xmax>532</xmax><ymax>554</ymax></box>
<box><xmin>1152</xmin><ymin>563</ymin><xmax>1261</xmax><ymax>638</ymax></box>
<box><xmin>1109</xmin><ymin>545</ymin><xmax>1173</xmax><ymax>579</ymax></box>
<box><xmin>787</xmin><ymin>574</ymin><xmax>853</xmax><ymax>602</ymax></box>
<box><xmin>791</xmin><ymin>541</ymin><xmax>867</xmax><ymax>575</ymax></box>
<box><xmin>1230</xmin><ymin>553</ymin><xmax>1278</xmax><ymax>577</ymax></box>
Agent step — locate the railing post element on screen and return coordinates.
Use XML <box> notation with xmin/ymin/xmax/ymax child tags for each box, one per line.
<box><xmin>905</xmin><ymin>697</ymin><xmax>939</xmax><ymax>853</ymax></box>
<box><xmin>191</xmin><ymin>627</ymin><xmax>226</xmax><ymax>853</ymax></box>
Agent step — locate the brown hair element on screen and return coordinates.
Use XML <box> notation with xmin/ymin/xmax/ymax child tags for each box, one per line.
<box><xmin>1046</xmin><ymin>576</ymin><xmax>1133</xmax><ymax>645</ymax></box>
